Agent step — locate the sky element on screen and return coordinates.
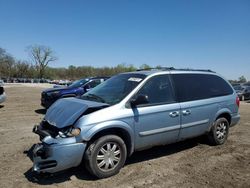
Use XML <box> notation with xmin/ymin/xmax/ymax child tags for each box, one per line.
<box><xmin>0</xmin><ymin>0</ymin><xmax>249</xmax><ymax>80</ymax></box>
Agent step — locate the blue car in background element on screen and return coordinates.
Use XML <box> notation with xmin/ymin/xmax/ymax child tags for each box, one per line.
<box><xmin>41</xmin><ymin>77</ymin><xmax>109</xmax><ymax>108</ymax></box>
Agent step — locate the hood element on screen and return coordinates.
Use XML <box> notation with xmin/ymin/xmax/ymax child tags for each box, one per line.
<box><xmin>43</xmin><ymin>87</ymin><xmax>68</xmax><ymax>93</ymax></box>
<box><xmin>44</xmin><ymin>97</ymin><xmax>109</xmax><ymax>129</ymax></box>
<box><xmin>53</xmin><ymin>84</ymin><xmax>66</xmax><ymax>88</ymax></box>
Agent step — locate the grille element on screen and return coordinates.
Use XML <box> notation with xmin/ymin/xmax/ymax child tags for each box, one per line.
<box><xmin>38</xmin><ymin>160</ymin><xmax>57</xmax><ymax>170</ymax></box>
<box><xmin>41</xmin><ymin>121</ymin><xmax>60</xmax><ymax>138</ymax></box>
<box><xmin>41</xmin><ymin>92</ymin><xmax>47</xmax><ymax>98</ymax></box>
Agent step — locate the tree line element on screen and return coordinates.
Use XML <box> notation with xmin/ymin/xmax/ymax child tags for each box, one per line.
<box><xmin>0</xmin><ymin>46</ymin><xmax>152</xmax><ymax>80</ymax></box>
<box><xmin>0</xmin><ymin>46</ymin><xmax>248</xmax><ymax>82</ymax></box>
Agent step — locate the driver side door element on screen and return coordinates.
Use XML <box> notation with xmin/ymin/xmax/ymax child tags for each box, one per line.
<box><xmin>132</xmin><ymin>74</ymin><xmax>181</xmax><ymax>150</ymax></box>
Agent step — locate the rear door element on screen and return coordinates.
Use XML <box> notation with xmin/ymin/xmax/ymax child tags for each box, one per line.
<box><xmin>171</xmin><ymin>73</ymin><xmax>233</xmax><ymax>140</ymax></box>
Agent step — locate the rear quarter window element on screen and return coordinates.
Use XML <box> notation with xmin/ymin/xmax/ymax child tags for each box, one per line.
<box><xmin>172</xmin><ymin>74</ymin><xmax>233</xmax><ymax>102</ymax></box>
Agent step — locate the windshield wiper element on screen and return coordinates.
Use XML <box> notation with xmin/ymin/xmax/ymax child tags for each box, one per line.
<box><xmin>82</xmin><ymin>94</ymin><xmax>106</xmax><ymax>103</ymax></box>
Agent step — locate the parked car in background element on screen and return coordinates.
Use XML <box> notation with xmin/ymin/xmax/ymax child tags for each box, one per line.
<box><xmin>236</xmin><ymin>86</ymin><xmax>250</xmax><ymax>101</ymax></box>
<box><xmin>0</xmin><ymin>80</ymin><xmax>4</xmax><ymax>87</ymax></box>
<box><xmin>243</xmin><ymin>82</ymin><xmax>250</xmax><ymax>86</ymax></box>
<box><xmin>53</xmin><ymin>80</ymin><xmax>72</xmax><ymax>88</ymax></box>
<box><xmin>0</xmin><ymin>86</ymin><xmax>6</xmax><ymax>104</ymax></box>
<box><xmin>233</xmin><ymin>84</ymin><xmax>244</xmax><ymax>93</ymax></box>
<box><xmin>33</xmin><ymin>68</ymin><xmax>240</xmax><ymax>178</ymax></box>
<box><xmin>41</xmin><ymin>77</ymin><xmax>109</xmax><ymax>108</ymax></box>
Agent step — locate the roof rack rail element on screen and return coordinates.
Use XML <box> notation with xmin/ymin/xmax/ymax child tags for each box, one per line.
<box><xmin>136</xmin><ymin>67</ymin><xmax>215</xmax><ymax>73</ymax></box>
<box><xmin>172</xmin><ymin>68</ymin><xmax>215</xmax><ymax>73</ymax></box>
<box><xmin>136</xmin><ymin>68</ymin><xmax>157</xmax><ymax>71</ymax></box>
<box><xmin>136</xmin><ymin>67</ymin><xmax>174</xmax><ymax>71</ymax></box>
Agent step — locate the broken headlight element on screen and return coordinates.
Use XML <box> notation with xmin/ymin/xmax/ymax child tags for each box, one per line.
<box><xmin>58</xmin><ymin>127</ymin><xmax>81</xmax><ymax>138</ymax></box>
<box><xmin>67</xmin><ymin>127</ymin><xmax>81</xmax><ymax>137</ymax></box>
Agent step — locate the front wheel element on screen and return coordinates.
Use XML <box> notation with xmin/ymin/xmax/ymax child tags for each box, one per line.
<box><xmin>207</xmin><ymin>117</ymin><xmax>229</xmax><ymax>145</ymax></box>
<box><xmin>84</xmin><ymin>135</ymin><xmax>127</xmax><ymax>178</ymax></box>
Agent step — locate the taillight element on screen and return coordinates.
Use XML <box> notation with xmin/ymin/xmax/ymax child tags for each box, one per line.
<box><xmin>236</xmin><ymin>96</ymin><xmax>240</xmax><ymax>108</ymax></box>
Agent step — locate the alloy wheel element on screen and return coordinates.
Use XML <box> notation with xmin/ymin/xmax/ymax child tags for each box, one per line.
<box><xmin>216</xmin><ymin>121</ymin><xmax>227</xmax><ymax>140</ymax></box>
<box><xmin>96</xmin><ymin>142</ymin><xmax>121</xmax><ymax>172</ymax></box>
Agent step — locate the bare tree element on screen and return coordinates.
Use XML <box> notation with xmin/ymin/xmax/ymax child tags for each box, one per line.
<box><xmin>0</xmin><ymin>48</ymin><xmax>15</xmax><ymax>78</ymax></box>
<box><xmin>28</xmin><ymin>45</ymin><xmax>57</xmax><ymax>79</ymax></box>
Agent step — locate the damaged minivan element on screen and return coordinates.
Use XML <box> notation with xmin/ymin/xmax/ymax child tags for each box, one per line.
<box><xmin>32</xmin><ymin>68</ymin><xmax>240</xmax><ymax>178</ymax></box>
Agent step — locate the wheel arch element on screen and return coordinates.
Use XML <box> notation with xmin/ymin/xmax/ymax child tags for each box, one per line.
<box><xmin>216</xmin><ymin>113</ymin><xmax>231</xmax><ymax>125</ymax></box>
<box><xmin>83</xmin><ymin>121</ymin><xmax>134</xmax><ymax>156</ymax></box>
<box><xmin>212</xmin><ymin>109</ymin><xmax>232</xmax><ymax>129</ymax></box>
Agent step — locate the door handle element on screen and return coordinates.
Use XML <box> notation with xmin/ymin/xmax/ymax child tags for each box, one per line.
<box><xmin>182</xmin><ymin>109</ymin><xmax>191</xmax><ymax>115</ymax></box>
<box><xmin>169</xmin><ymin>111</ymin><xmax>179</xmax><ymax>118</ymax></box>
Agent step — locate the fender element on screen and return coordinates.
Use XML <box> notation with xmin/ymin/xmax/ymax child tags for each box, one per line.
<box><xmin>208</xmin><ymin>108</ymin><xmax>232</xmax><ymax>131</ymax></box>
<box><xmin>80</xmin><ymin>120</ymin><xmax>134</xmax><ymax>155</ymax></box>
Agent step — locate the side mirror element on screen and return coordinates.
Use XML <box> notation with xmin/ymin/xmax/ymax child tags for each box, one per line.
<box><xmin>130</xmin><ymin>95</ymin><xmax>149</xmax><ymax>107</ymax></box>
<box><xmin>84</xmin><ymin>85</ymin><xmax>91</xmax><ymax>92</ymax></box>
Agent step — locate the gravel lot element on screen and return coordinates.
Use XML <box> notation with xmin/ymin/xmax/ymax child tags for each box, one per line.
<box><xmin>0</xmin><ymin>84</ymin><xmax>250</xmax><ymax>188</ymax></box>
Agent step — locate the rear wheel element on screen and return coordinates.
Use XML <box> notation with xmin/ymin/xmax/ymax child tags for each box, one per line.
<box><xmin>84</xmin><ymin>135</ymin><xmax>127</xmax><ymax>178</ymax></box>
<box><xmin>207</xmin><ymin>117</ymin><xmax>229</xmax><ymax>145</ymax></box>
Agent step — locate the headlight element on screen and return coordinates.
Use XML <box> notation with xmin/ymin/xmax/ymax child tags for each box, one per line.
<box><xmin>66</xmin><ymin>127</ymin><xmax>81</xmax><ymax>137</ymax></box>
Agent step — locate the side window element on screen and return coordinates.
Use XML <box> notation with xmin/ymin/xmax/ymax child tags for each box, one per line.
<box><xmin>134</xmin><ymin>75</ymin><xmax>175</xmax><ymax>106</ymax></box>
<box><xmin>172</xmin><ymin>74</ymin><xmax>233</xmax><ymax>102</ymax></box>
<box><xmin>88</xmin><ymin>79</ymin><xmax>101</xmax><ymax>88</ymax></box>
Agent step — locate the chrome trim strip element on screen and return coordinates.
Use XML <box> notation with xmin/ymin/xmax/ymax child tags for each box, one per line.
<box><xmin>139</xmin><ymin>125</ymin><xmax>180</xmax><ymax>137</ymax></box>
<box><xmin>181</xmin><ymin>119</ymin><xmax>209</xmax><ymax>128</ymax></box>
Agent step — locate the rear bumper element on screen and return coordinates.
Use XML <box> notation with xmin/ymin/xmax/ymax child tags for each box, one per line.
<box><xmin>32</xmin><ymin>136</ymin><xmax>86</xmax><ymax>173</ymax></box>
<box><xmin>230</xmin><ymin>114</ymin><xmax>240</xmax><ymax>127</ymax></box>
<box><xmin>0</xmin><ymin>92</ymin><xmax>6</xmax><ymax>103</ymax></box>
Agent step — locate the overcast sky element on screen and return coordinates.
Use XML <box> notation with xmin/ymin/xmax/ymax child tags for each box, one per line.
<box><xmin>0</xmin><ymin>0</ymin><xmax>249</xmax><ymax>80</ymax></box>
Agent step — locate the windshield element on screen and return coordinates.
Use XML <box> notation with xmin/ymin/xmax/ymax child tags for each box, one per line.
<box><xmin>81</xmin><ymin>73</ymin><xmax>146</xmax><ymax>105</ymax></box>
<box><xmin>68</xmin><ymin>79</ymin><xmax>89</xmax><ymax>88</ymax></box>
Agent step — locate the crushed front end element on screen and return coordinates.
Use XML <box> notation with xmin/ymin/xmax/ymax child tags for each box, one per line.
<box><xmin>31</xmin><ymin>97</ymin><xmax>109</xmax><ymax>173</ymax></box>
<box><xmin>32</xmin><ymin>121</ymin><xmax>86</xmax><ymax>173</ymax></box>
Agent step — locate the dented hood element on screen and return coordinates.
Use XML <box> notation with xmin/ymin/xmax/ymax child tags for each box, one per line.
<box><xmin>44</xmin><ymin>97</ymin><xmax>109</xmax><ymax>128</ymax></box>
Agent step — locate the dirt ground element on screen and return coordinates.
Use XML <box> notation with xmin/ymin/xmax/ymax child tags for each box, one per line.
<box><xmin>0</xmin><ymin>84</ymin><xmax>250</xmax><ymax>188</ymax></box>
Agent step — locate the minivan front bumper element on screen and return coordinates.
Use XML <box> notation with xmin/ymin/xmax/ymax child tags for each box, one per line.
<box><xmin>32</xmin><ymin>136</ymin><xmax>86</xmax><ymax>173</ymax></box>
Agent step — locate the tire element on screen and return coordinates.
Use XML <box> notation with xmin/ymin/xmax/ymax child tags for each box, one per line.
<box><xmin>207</xmin><ymin>117</ymin><xmax>229</xmax><ymax>145</ymax></box>
<box><xmin>84</xmin><ymin>135</ymin><xmax>127</xmax><ymax>178</ymax></box>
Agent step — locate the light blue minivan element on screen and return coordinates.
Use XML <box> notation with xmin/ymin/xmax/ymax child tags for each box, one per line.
<box><xmin>32</xmin><ymin>68</ymin><xmax>240</xmax><ymax>178</ymax></box>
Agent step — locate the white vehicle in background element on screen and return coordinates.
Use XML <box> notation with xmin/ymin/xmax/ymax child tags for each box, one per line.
<box><xmin>0</xmin><ymin>80</ymin><xmax>4</xmax><ymax>87</ymax></box>
<box><xmin>0</xmin><ymin>86</ymin><xmax>6</xmax><ymax>104</ymax></box>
